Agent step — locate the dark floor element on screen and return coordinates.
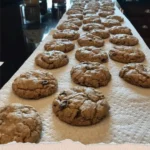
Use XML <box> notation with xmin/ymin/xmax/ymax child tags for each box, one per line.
<box><xmin>0</xmin><ymin>1</ymin><xmax>66</xmax><ymax>88</ymax></box>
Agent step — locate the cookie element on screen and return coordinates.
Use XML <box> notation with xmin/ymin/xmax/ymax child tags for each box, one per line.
<box><xmin>44</xmin><ymin>39</ymin><xmax>75</xmax><ymax>53</ymax></box>
<box><xmin>83</xmin><ymin>15</ymin><xmax>101</xmax><ymax>24</ymax></box>
<box><xmin>109</xmin><ymin>26</ymin><xmax>132</xmax><ymax>35</ymax></box>
<box><xmin>83</xmin><ymin>9</ymin><xmax>97</xmax><ymax>15</ymax></box>
<box><xmin>67</xmin><ymin>18</ymin><xmax>82</xmax><ymax>26</ymax></box>
<box><xmin>52</xmin><ymin>87</ymin><xmax>110</xmax><ymax>126</ymax></box>
<box><xmin>101</xmin><ymin>1</ymin><xmax>114</xmax><ymax>7</ymax></box>
<box><xmin>119</xmin><ymin>63</ymin><xmax>150</xmax><ymax>88</ymax></box>
<box><xmin>75</xmin><ymin>46</ymin><xmax>108</xmax><ymax>63</ymax></box>
<box><xmin>82</xmin><ymin>23</ymin><xmax>105</xmax><ymax>31</ymax></box>
<box><xmin>100</xmin><ymin>6</ymin><xmax>115</xmax><ymax>11</ymax></box>
<box><xmin>109</xmin><ymin>46</ymin><xmax>145</xmax><ymax>63</ymax></box>
<box><xmin>102</xmin><ymin>19</ymin><xmax>121</xmax><ymax>27</ymax></box>
<box><xmin>98</xmin><ymin>10</ymin><xmax>114</xmax><ymax>17</ymax></box>
<box><xmin>53</xmin><ymin>29</ymin><xmax>80</xmax><ymax>40</ymax></box>
<box><xmin>0</xmin><ymin>103</ymin><xmax>42</xmax><ymax>144</ymax></box>
<box><xmin>110</xmin><ymin>34</ymin><xmax>139</xmax><ymax>46</ymax></box>
<box><xmin>106</xmin><ymin>15</ymin><xmax>124</xmax><ymax>22</ymax></box>
<box><xmin>57</xmin><ymin>22</ymin><xmax>79</xmax><ymax>30</ymax></box>
<box><xmin>66</xmin><ymin>9</ymin><xmax>83</xmax><ymax>15</ymax></box>
<box><xmin>35</xmin><ymin>51</ymin><xmax>69</xmax><ymax>69</ymax></box>
<box><xmin>90</xmin><ymin>29</ymin><xmax>110</xmax><ymax>39</ymax></box>
<box><xmin>12</xmin><ymin>70</ymin><xmax>58</xmax><ymax>99</ymax></box>
<box><xmin>71</xmin><ymin>62</ymin><xmax>111</xmax><ymax>88</ymax></box>
<box><xmin>68</xmin><ymin>14</ymin><xmax>83</xmax><ymax>20</ymax></box>
<box><xmin>78</xmin><ymin>33</ymin><xmax>104</xmax><ymax>47</ymax></box>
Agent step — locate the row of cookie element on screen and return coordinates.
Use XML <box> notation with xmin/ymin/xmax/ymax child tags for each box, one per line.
<box><xmin>0</xmin><ymin>86</ymin><xmax>110</xmax><ymax>144</ymax></box>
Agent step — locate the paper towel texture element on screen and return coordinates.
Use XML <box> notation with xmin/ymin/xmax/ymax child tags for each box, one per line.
<box><xmin>0</xmin><ymin>6</ymin><xmax>150</xmax><ymax>144</ymax></box>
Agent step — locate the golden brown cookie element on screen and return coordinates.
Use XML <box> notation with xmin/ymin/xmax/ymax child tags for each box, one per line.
<box><xmin>57</xmin><ymin>22</ymin><xmax>79</xmax><ymax>30</ymax></box>
<box><xmin>110</xmin><ymin>34</ymin><xmax>139</xmax><ymax>46</ymax></box>
<box><xmin>119</xmin><ymin>63</ymin><xmax>150</xmax><ymax>88</ymax></box>
<box><xmin>78</xmin><ymin>33</ymin><xmax>104</xmax><ymax>47</ymax></box>
<box><xmin>53</xmin><ymin>29</ymin><xmax>80</xmax><ymax>40</ymax></box>
<box><xmin>71</xmin><ymin>62</ymin><xmax>111</xmax><ymax>88</ymax></box>
<box><xmin>90</xmin><ymin>29</ymin><xmax>110</xmax><ymax>39</ymax></box>
<box><xmin>83</xmin><ymin>15</ymin><xmax>101</xmax><ymax>24</ymax></box>
<box><xmin>35</xmin><ymin>51</ymin><xmax>69</xmax><ymax>69</ymax></box>
<box><xmin>12</xmin><ymin>70</ymin><xmax>58</xmax><ymax>99</ymax></box>
<box><xmin>109</xmin><ymin>46</ymin><xmax>145</xmax><ymax>63</ymax></box>
<box><xmin>82</xmin><ymin>23</ymin><xmax>105</xmax><ymax>31</ymax></box>
<box><xmin>44</xmin><ymin>39</ymin><xmax>75</xmax><ymax>53</ymax></box>
<box><xmin>106</xmin><ymin>15</ymin><xmax>124</xmax><ymax>22</ymax></box>
<box><xmin>75</xmin><ymin>46</ymin><xmax>108</xmax><ymax>63</ymax></box>
<box><xmin>68</xmin><ymin>14</ymin><xmax>83</xmax><ymax>20</ymax></box>
<box><xmin>0</xmin><ymin>103</ymin><xmax>42</xmax><ymax>144</ymax></box>
<box><xmin>53</xmin><ymin>87</ymin><xmax>110</xmax><ymax>126</ymax></box>
<box><xmin>98</xmin><ymin>10</ymin><xmax>114</xmax><ymax>17</ymax></box>
<box><xmin>102</xmin><ymin>19</ymin><xmax>121</xmax><ymax>27</ymax></box>
<box><xmin>109</xmin><ymin>26</ymin><xmax>132</xmax><ymax>35</ymax></box>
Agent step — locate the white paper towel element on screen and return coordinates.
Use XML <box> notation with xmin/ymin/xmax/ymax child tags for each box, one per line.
<box><xmin>0</xmin><ymin>6</ymin><xmax>150</xmax><ymax>144</ymax></box>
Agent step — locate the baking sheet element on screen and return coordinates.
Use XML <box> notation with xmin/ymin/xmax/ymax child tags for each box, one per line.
<box><xmin>0</xmin><ymin>5</ymin><xmax>150</xmax><ymax>144</ymax></box>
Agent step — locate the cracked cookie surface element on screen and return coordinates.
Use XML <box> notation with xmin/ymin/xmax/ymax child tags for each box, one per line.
<box><xmin>57</xmin><ymin>22</ymin><xmax>79</xmax><ymax>30</ymax></box>
<box><xmin>98</xmin><ymin>10</ymin><xmax>114</xmax><ymax>17</ymax></box>
<box><xmin>77</xmin><ymin>33</ymin><xmax>104</xmax><ymax>47</ymax></box>
<box><xmin>66</xmin><ymin>18</ymin><xmax>82</xmax><ymax>26</ymax></box>
<box><xmin>109</xmin><ymin>46</ymin><xmax>145</xmax><ymax>63</ymax></box>
<box><xmin>71</xmin><ymin>62</ymin><xmax>111</xmax><ymax>88</ymax></box>
<box><xmin>109</xmin><ymin>26</ymin><xmax>132</xmax><ymax>35</ymax></box>
<box><xmin>75</xmin><ymin>46</ymin><xmax>108</xmax><ymax>63</ymax></box>
<box><xmin>83</xmin><ymin>15</ymin><xmax>101</xmax><ymax>24</ymax></box>
<box><xmin>90</xmin><ymin>29</ymin><xmax>110</xmax><ymax>39</ymax></box>
<box><xmin>102</xmin><ymin>19</ymin><xmax>121</xmax><ymax>27</ymax></box>
<box><xmin>110</xmin><ymin>34</ymin><xmax>139</xmax><ymax>46</ymax></box>
<box><xmin>68</xmin><ymin>14</ymin><xmax>83</xmax><ymax>20</ymax></box>
<box><xmin>0</xmin><ymin>103</ymin><xmax>42</xmax><ymax>144</ymax></box>
<box><xmin>12</xmin><ymin>70</ymin><xmax>58</xmax><ymax>99</ymax></box>
<box><xmin>119</xmin><ymin>63</ymin><xmax>150</xmax><ymax>88</ymax></box>
<box><xmin>66</xmin><ymin>9</ymin><xmax>83</xmax><ymax>15</ymax></box>
<box><xmin>53</xmin><ymin>29</ymin><xmax>80</xmax><ymax>40</ymax></box>
<box><xmin>106</xmin><ymin>15</ymin><xmax>124</xmax><ymax>22</ymax></box>
<box><xmin>82</xmin><ymin>23</ymin><xmax>105</xmax><ymax>31</ymax></box>
<box><xmin>44</xmin><ymin>39</ymin><xmax>74</xmax><ymax>53</ymax></box>
<box><xmin>53</xmin><ymin>87</ymin><xmax>110</xmax><ymax>126</ymax></box>
<box><xmin>35</xmin><ymin>51</ymin><xmax>69</xmax><ymax>69</ymax></box>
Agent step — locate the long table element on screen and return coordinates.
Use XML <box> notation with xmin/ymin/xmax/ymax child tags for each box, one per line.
<box><xmin>0</xmin><ymin>2</ymin><xmax>150</xmax><ymax>144</ymax></box>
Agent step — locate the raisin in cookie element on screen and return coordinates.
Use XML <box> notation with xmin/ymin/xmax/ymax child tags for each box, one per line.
<box><xmin>71</xmin><ymin>62</ymin><xmax>111</xmax><ymax>88</ymax></box>
<box><xmin>102</xmin><ymin>19</ymin><xmax>121</xmax><ymax>27</ymax></box>
<box><xmin>53</xmin><ymin>29</ymin><xmax>80</xmax><ymax>40</ymax></box>
<box><xmin>57</xmin><ymin>22</ymin><xmax>79</xmax><ymax>30</ymax></box>
<box><xmin>109</xmin><ymin>26</ymin><xmax>132</xmax><ymax>35</ymax></box>
<box><xmin>67</xmin><ymin>18</ymin><xmax>82</xmax><ymax>26</ymax></box>
<box><xmin>90</xmin><ymin>29</ymin><xmax>110</xmax><ymax>39</ymax></box>
<box><xmin>75</xmin><ymin>46</ymin><xmax>108</xmax><ymax>63</ymax></box>
<box><xmin>109</xmin><ymin>46</ymin><xmax>145</xmax><ymax>63</ymax></box>
<box><xmin>83</xmin><ymin>15</ymin><xmax>101</xmax><ymax>24</ymax></box>
<box><xmin>110</xmin><ymin>34</ymin><xmax>139</xmax><ymax>46</ymax></box>
<box><xmin>0</xmin><ymin>103</ymin><xmax>42</xmax><ymax>144</ymax></box>
<box><xmin>12</xmin><ymin>70</ymin><xmax>58</xmax><ymax>99</ymax></box>
<box><xmin>68</xmin><ymin>14</ymin><xmax>83</xmax><ymax>20</ymax></box>
<box><xmin>53</xmin><ymin>87</ymin><xmax>110</xmax><ymax>126</ymax></box>
<box><xmin>119</xmin><ymin>63</ymin><xmax>150</xmax><ymax>88</ymax></box>
<box><xmin>78</xmin><ymin>33</ymin><xmax>104</xmax><ymax>47</ymax></box>
<box><xmin>35</xmin><ymin>51</ymin><xmax>69</xmax><ymax>69</ymax></box>
<box><xmin>106</xmin><ymin>15</ymin><xmax>124</xmax><ymax>22</ymax></box>
<box><xmin>98</xmin><ymin>10</ymin><xmax>114</xmax><ymax>17</ymax></box>
<box><xmin>44</xmin><ymin>39</ymin><xmax>74</xmax><ymax>53</ymax></box>
<box><xmin>82</xmin><ymin>23</ymin><xmax>105</xmax><ymax>31</ymax></box>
